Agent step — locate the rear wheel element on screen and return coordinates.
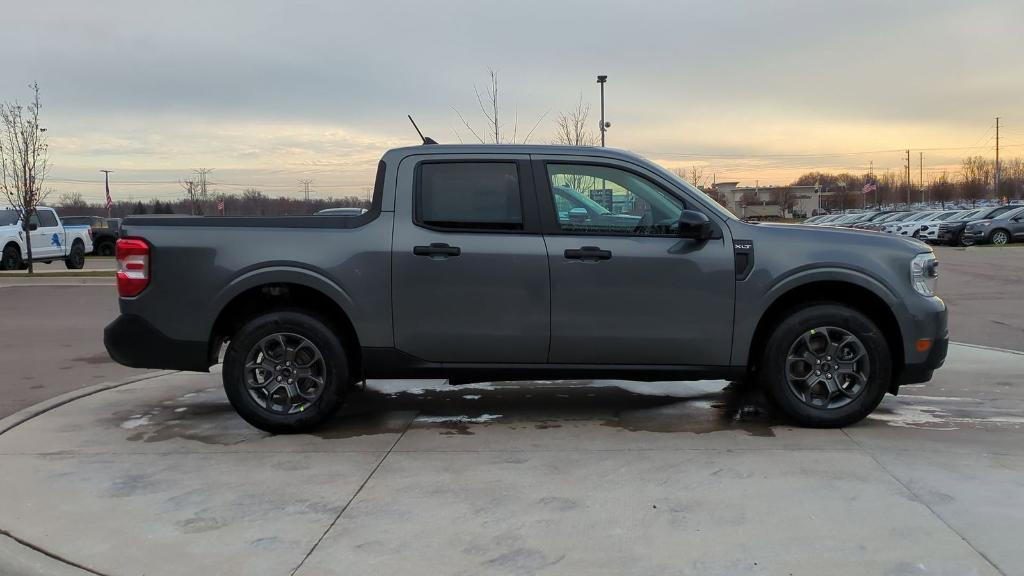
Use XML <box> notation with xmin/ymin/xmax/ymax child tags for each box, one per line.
<box><xmin>223</xmin><ymin>310</ymin><xmax>348</xmax><ymax>433</ymax></box>
<box><xmin>96</xmin><ymin>240</ymin><xmax>115</xmax><ymax>256</ymax></box>
<box><xmin>64</xmin><ymin>241</ymin><xmax>85</xmax><ymax>269</ymax></box>
<box><xmin>1</xmin><ymin>244</ymin><xmax>22</xmax><ymax>271</ymax></box>
<box><xmin>991</xmin><ymin>229</ymin><xmax>1010</xmax><ymax>245</ymax></box>
<box><xmin>760</xmin><ymin>304</ymin><xmax>891</xmax><ymax>428</ymax></box>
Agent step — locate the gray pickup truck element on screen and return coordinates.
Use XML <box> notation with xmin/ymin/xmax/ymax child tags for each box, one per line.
<box><xmin>104</xmin><ymin>145</ymin><xmax>947</xmax><ymax>432</ymax></box>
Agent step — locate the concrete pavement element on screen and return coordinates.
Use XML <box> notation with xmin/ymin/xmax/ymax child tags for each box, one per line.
<box><xmin>0</xmin><ymin>343</ymin><xmax>1021</xmax><ymax>576</ymax></box>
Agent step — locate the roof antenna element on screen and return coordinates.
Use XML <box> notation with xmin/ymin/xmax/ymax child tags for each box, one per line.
<box><xmin>408</xmin><ymin>115</ymin><xmax>437</xmax><ymax>145</ymax></box>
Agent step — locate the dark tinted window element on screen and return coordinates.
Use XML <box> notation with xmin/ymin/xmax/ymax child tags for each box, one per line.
<box><xmin>417</xmin><ymin>162</ymin><xmax>522</xmax><ymax>230</ymax></box>
<box><xmin>38</xmin><ymin>210</ymin><xmax>58</xmax><ymax>227</ymax></box>
<box><xmin>0</xmin><ymin>211</ymin><xmax>19</xmax><ymax>226</ymax></box>
<box><xmin>61</xmin><ymin>216</ymin><xmax>89</xmax><ymax>226</ymax></box>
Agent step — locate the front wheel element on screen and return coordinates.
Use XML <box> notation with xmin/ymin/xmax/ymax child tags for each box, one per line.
<box><xmin>760</xmin><ymin>304</ymin><xmax>891</xmax><ymax>428</ymax></box>
<box><xmin>991</xmin><ymin>229</ymin><xmax>1010</xmax><ymax>245</ymax></box>
<box><xmin>223</xmin><ymin>310</ymin><xmax>348</xmax><ymax>433</ymax></box>
<box><xmin>958</xmin><ymin>231</ymin><xmax>974</xmax><ymax>247</ymax></box>
<box><xmin>64</xmin><ymin>242</ymin><xmax>85</xmax><ymax>269</ymax></box>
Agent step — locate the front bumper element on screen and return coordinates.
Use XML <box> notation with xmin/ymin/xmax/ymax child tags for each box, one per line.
<box><xmin>895</xmin><ymin>296</ymin><xmax>949</xmax><ymax>388</ymax></box>
<box><xmin>104</xmin><ymin>314</ymin><xmax>211</xmax><ymax>372</ymax></box>
<box><xmin>963</xmin><ymin>228</ymin><xmax>989</xmax><ymax>242</ymax></box>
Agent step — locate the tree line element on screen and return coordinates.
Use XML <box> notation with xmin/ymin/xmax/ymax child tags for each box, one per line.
<box><xmin>789</xmin><ymin>155</ymin><xmax>1024</xmax><ymax>211</ymax></box>
<box><xmin>55</xmin><ymin>189</ymin><xmax>370</xmax><ymax>218</ymax></box>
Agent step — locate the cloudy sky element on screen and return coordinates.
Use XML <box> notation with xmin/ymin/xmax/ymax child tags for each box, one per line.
<box><xmin>3</xmin><ymin>0</ymin><xmax>1022</xmax><ymax>202</ymax></box>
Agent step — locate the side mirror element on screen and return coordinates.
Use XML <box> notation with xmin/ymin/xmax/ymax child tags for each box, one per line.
<box><xmin>568</xmin><ymin>207</ymin><xmax>588</xmax><ymax>224</ymax></box>
<box><xmin>28</xmin><ymin>223</ymin><xmax>38</xmax><ymax>231</ymax></box>
<box><xmin>677</xmin><ymin>209</ymin><xmax>713</xmax><ymax>240</ymax></box>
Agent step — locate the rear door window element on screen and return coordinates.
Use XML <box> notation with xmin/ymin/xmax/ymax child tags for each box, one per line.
<box><xmin>416</xmin><ymin>162</ymin><xmax>523</xmax><ymax>231</ymax></box>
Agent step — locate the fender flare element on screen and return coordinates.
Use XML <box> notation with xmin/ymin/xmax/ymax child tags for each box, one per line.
<box><xmin>734</xmin><ymin>265</ymin><xmax>909</xmax><ymax>366</ymax></box>
<box><xmin>204</xmin><ymin>264</ymin><xmax>358</xmax><ymax>338</ymax></box>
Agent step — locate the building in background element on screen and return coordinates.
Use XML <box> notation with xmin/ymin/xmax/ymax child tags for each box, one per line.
<box><xmin>712</xmin><ymin>182</ymin><xmax>826</xmax><ymax>218</ymax></box>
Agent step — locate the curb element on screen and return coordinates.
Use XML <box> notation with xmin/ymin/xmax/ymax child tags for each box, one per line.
<box><xmin>0</xmin><ymin>370</ymin><xmax>176</xmax><ymax>437</ymax></box>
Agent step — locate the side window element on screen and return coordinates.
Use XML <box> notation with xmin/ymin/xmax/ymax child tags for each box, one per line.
<box><xmin>546</xmin><ymin>164</ymin><xmax>684</xmax><ymax>235</ymax></box>
<box><xmin>28</xmin><ymin>213</ymin><xmax>40</xmax><ymax>228</ymax></box>
<box><xmin>38</xmin><ymin>210</ymin><xmax>58</xmax><ymax>228</ymax></box>
<box><xmin>417</xmin><ymin>162</ymin><xmax>523</xmax><ymax>231</ymax></box>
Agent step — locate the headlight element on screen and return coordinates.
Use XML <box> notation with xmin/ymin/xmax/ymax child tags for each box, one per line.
<box><xmin>910</xmin><ymin>253</ymin><xmax>938</xmax><ymax>296</ymax></box>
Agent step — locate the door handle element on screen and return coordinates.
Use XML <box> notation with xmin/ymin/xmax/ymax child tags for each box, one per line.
<box><xmin>564</xmin><ymin>246</ymin><xmax>612</xmax><ymax>261</ymax></box>
<box><xmin>413</xmin><ymin>243</ymin><xmax>461</xmax><ymax>258</ymax></box>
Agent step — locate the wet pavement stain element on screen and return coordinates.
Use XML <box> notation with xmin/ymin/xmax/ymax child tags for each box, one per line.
<box><xmin>108</xmin><ymin>379</ymin><xmax>794</xmax><ymax>443</ymax></box>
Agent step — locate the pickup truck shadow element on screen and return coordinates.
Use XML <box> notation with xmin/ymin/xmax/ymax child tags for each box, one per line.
<box><xmin>111</xmin><ymin>380</ymin><xmax>786</xmax><ymax>445</ymax></box>
<box><xmin>322</xmin><ymin>380</ymin><xmax>783</xmax><ymax>438</ymax></box>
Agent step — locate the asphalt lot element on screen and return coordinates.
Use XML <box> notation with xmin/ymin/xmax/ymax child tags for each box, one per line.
<box><xmin>0</xmin><ymin>256</ymin><xmax>117</xmax><ymax>274</ymax></box>
<box><xmin>0</xmin><ymin>246</ymin><xmax>1022</xmax><ymax>575</ymax></box>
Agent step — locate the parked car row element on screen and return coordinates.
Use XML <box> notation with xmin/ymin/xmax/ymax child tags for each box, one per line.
<box><xmin>802</xmin><ymin>205</ymin><xmax>1024</xmax><ymax>246</ymax></box>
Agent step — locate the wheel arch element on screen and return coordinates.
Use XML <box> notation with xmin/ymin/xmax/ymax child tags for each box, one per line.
<box><xmin>745</xmin><ymin>278</ymin><xmax>904</xmax><ymax>393</ymax></box>
<box><xmin>208</xmin><ymin>270</ymin><xmax>363</xmax><ymax>379</ymax></box>
<box><xmin>989</xmin><ymin>227</ymin><xmax>1011</xmax><ymax>243</ymax></box>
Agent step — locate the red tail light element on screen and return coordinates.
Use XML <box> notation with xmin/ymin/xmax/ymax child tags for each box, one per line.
<box><xmin>116</xmin><ymin>238</ymin><xmax>150</xmax><ymax>297</ymax></box>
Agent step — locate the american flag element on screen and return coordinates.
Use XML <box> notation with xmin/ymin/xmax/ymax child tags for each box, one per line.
<box><xmin>862</xmin><ymin>182</ymin><xmax>877</xmax><ymax>194</ymax></box>
<box><xmin>217</xmin><ymin>198</ymin><xmax>225</xmax><ymax>214</ymax></box>
<box><xmin>104</xmin><ymin>179</ymin><xmax>113</xmax><ymax>212</ymax></box>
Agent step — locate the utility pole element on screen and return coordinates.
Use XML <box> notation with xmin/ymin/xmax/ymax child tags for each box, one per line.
<box><xmin>995</xmin><ymin>116</ymin><xmax>1000</xmax><ymax>200</ymax></box>
<box><xmin>905</xmin><ymin>150</ymin><xmax>911</xmax><ymax>207</ymax></box>
<box><xmin>597</xmin><ymin>75</ymin><xmax>609</xmax><ymax>147</ymax></box>
<box><xmin>919</xmin><ymin>152</ymin><xmax>924</xmax><ymax>204</ymax></box>
<box><xmin>299</xmin><ymin>179</ymin><xmax>313</xmax><ymax>203</ymax></box>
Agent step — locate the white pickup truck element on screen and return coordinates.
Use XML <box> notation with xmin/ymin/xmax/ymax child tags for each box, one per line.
<box><xmin>0</xmin><ymin>207</ymin><xmax>94</xmax><ymax>270</ymax></box>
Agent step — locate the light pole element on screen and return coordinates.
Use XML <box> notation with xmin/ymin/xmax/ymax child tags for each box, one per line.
<box><xmin>597</xmin><ymin>75</ymin><xmax>610</xmax><ymax>147</ymax></box>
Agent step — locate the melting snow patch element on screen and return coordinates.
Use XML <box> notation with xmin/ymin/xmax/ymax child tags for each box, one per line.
<box><xmin>462</xmin><ymin>395</ymin><xmax>481</xmax><ymax>400</ymax></box>
<box><xmin>120</xmin><ymin>416</ymin><xmax>151</xmax><ymax>430</ymax></box>
<box><xmin>417</xmin><ymin>414</ymin><xmax>502</xmax><ymax>424</ymax></box>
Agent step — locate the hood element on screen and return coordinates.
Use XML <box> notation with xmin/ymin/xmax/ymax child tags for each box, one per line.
<box><xmin>736</xmin><ymin>221</ymin><xmax>927</xmax><ymax>253</ymax></box>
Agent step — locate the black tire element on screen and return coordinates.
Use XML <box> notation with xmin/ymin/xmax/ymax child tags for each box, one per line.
<box><xmin>1</xmin><ymin>243</ymin><xmax>22</xmax><ymax>271</ymax></box>
<box><xmin>990</xmin><ymin>229</ymin><xmax>1010</xmax><ymax>245</ymax></box>
<box><xmin>760</xmin><ymin>303</ymin><xmax>891</xmax><ymax>428</ymax></box>
<box><xmin>64</xmin><ymin>241</ymin><xmax>86</xmax><ymax>269</ymax></box>
<box><xmin>223</xmin><ymin>310</ymin><xmax>349</xmax><ymax>433</ymax></box>
<box><xmin>96</xmin><ymin>240</ymin><xmax>115</xmax><ymax>256</ymax></box>
<box><xmin>958</xmin><ymin>230</ymin><xmax>974</xmax><ymax>247</ymax></box>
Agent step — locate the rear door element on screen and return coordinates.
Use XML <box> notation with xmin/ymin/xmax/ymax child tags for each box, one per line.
<box><xmin>391</xmin><ymin>154</ymin><xmax>550</xmax><ymax>363</ymax></box>
<box><xmin>535</xmin><ymin>156</ymin><xmax>735</xmax><ymax>366</ymax></box>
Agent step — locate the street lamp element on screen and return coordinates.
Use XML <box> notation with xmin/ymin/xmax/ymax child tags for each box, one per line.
<box><xmin>597</xmin><ymin>75</ymin><xmax>610</xmax><ymax>146</ymax></box>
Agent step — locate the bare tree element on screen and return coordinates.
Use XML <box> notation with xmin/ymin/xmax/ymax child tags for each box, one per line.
<box><xmin>0</xmin><ymin>83</ymin><xmax>50</xmax><ymax>273</ymax></box>
<box><xmin>960</xmin><ymin>156</ymin><xmax>993</xmax><ymax>207</ymax></box>
<box><xmin>57</xmin><ymin>191</ymin><xmax>89</xmax><ymax>213</ymax></box>
<box><xmin>673</xmin><ymin>166</ymin><xmax>709</xmax><ymax>188</ymax></box>
<box><xmin>180</xmin><ymin>168</ymin><xmax>213</xmax><ymax>215</ymax></box>
<box><xmin>452</xmin><ymin>68</ymin><xmax>547</xmax><ymax>144</ymax></box>
<box><xmin>552</xmin><ymin>95</ymin><xmax>598</xmax><ymax>147</ymax></box>
<box><xmin>928</xmin><ymin>171</ymin><xmax>956</xmax><ymax>206</ymax></box>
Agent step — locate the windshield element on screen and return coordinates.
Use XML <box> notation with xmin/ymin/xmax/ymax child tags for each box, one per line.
<box><xmin>659</xmin><ymin>167</ymin><xmax>737</xmax><ymax>221</ymax></box>
<box><xmin>0</xmin><ymin>210</ymin><xmax>21</xmax><ymax>226</ymax></box>
<box><xmin>934</xmin><ymin>211</ymin><xmax>961</xmax><ymax>221</ymax></box>
<box><xmin>995</xmin><ymin>206</ymin><xmax>1024</xmax><ymax>220</ymax></box>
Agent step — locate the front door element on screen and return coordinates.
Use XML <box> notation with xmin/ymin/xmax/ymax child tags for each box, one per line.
<box><xmin>29</xmin><ymin>209</ymin><xmax>61</xmax><ymax>260</ymax></box>
<box><xmin>536</xmin><ymin>159</ymin><xmax>735</xmax><ymax>366</ymax></box>
<box><xmin>392</xmin><ymin>155</ymin><xmax>550</xmax><ymax>363</ymax></box>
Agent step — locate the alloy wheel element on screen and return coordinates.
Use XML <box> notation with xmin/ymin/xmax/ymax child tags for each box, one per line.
<box><xmin>785</xmin><ymin>326</ymin><xmax>870</xmax><ymax>410</ymax></box>
<box><xmin>244</xmin><ymin>332</ymin><xmax>327</xmax><ymax>414</ymax></box>
<box><xmin>991</xmin><ymin>230</ymin><xmax>1009</xmax><ymax>245</ymax></box>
